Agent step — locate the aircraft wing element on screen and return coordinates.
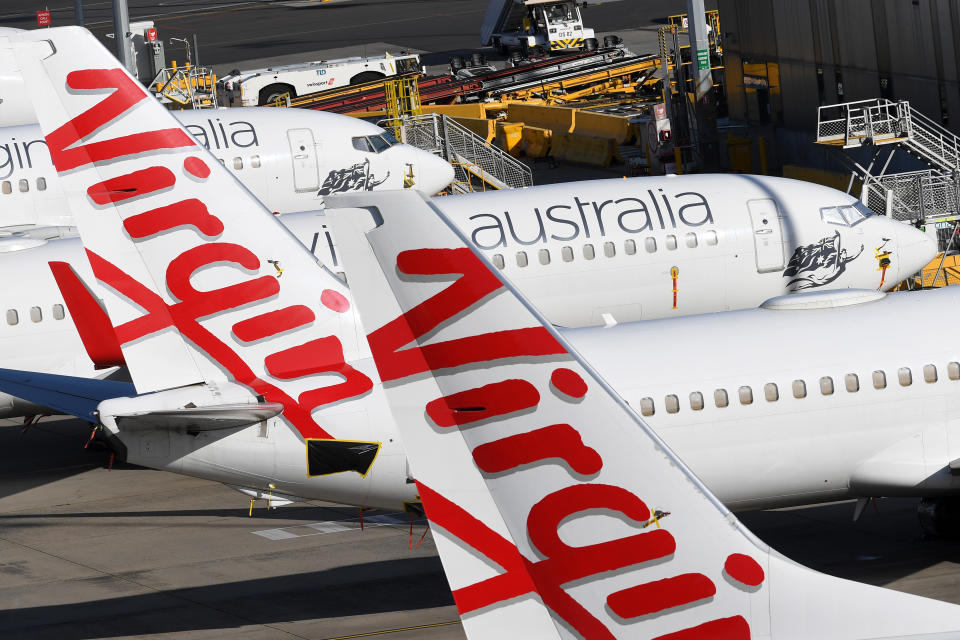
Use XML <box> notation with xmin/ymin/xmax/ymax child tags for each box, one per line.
<box><xmin>327</xmin><ymin>190</ymin><xmax>960</xmax><ymax>640</ymax></box>
<box><xmin>0</xmin><ymin>369</ymin><xmax>134</xmax><ymax>423</ymax></box>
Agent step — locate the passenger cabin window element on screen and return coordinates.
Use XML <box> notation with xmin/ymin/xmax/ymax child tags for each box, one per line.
<box><xmin>36</xmin><ymin>177</ymin><xmax>46</xmax><ymax>191</ymax></box>
<box><xmin>233</xmin><ymin>157</ymin><xmax>243</xmax><ymax>170</ymax></box>
<box><xmin>820</xmin><ymin>376</ymin><xmax>834</xmax><ymax>395</ymax></box>
<box><xmin>665</xmin><ymin>394</ymin><xmax>679</xmax><ymax>414</ymax></box>
<box><xmin>645</xmin><ymin>237</ymin><xmax>657</xmax><ymax>253</ymax></box>
<box><xmin>764</xmin><ymin>383</ymin><xmax>778</xmax><ymax>402</ymax></box>
<box><xmin>898</xmin><ymin>367</ymin><xmax>912</xmax><ymax>386</ymax></box>
<box><xmin>538</xmin><ymin>249</ymin><xmax>550</xmax><ymax>265</ymax></box>
<box><xmin>29</xmin><ymin>306</ymin><xmax>41</xmax><ymax>323</ymax></box>
<box><xmin>561</xmin><ymin>246</ymin><xmax>574</xmax><ymax>262</ymax></box>
<box><xmin>924</xmin><ymin>364</ymin><xmax>938</xmax><ymax>383</ymax></box>
<box><xmin>516</xmin><ymin>251</ymin><xmax>528</xmax><ymax>267</ymax></box>
<box><xmin>603</xmin><ymin>241</ymin><xmax>615</xmax><ymax>258</ymax></box>
<box><xmin>792</xmin><ymin>379</ymin><xmax>806</xmax><ymax>398</ymax></box>
<box><xmin>820</xmin><ymin>203</ymin><xmax>869</xmax><ymax>227</ymax></box>
<box><xmin>689</xmin><ymin>391</ymin><xmax>704</xmax><ymax>411</ymax></box>
<box><xmin>845</xmin><ymin>373</ymin><xmax>859</xmax><ymax>392</ymax></box>
<box><xmin>52</xmin><ymin>304</ymin><xmax>65</xmax><ymax>320</ymax></box>
<box><xmin>18</xmin><ymin>179</ymin><xmax>27</xmax><ymax>193</ymax></box>
<box><xmin>873</xmin><ymin>370</ymin><xmax>887</xmax><ymax>389</ymax></box>
<box><xmin>492</xmin><ymin>254</ymin><xmax>505</xmax><ymax>269</ymax></box>
<box><xmin>949</xmin><ymin>362</ymin><xmax>960</xmax><ymax>381</ymax></box>
<box><xmin>738</xmin><ymin>386</ymin><xmax>753</xmax><ymax>405</ymax></box>
<box><xmin>640</xmin><ymin>397</ymin><xmax>655</xmax><ymax>416</ymax></box>
<box><xmin>1</xmin><ymin>181</ymin><xmax>10</xmax><ymax>195</ymax></box>
<box><xmin>714</xmin><ymin>388</ymin><xmax>729</xmax><ymax>408</ymax></box>
<box><xmin>624</xmin><ymin>239</ymin><xmax>636</xmax><ymax>255</ymax></box>
<box><xmin>251</xmin><ymin>155</ymin><xmax>261</xmax><ymax>168</ymax></box>
<box><xmin>704</xmin><ymin>230</ymin><xmax>718</xmax><ymax>245</ymax></box>
<box><xmin>583</xmin><ymin>244</ymin><xmax>595</xmax><ymax>260</ymax></box>
<box><xmin>665</xmin><ymin>235</ymin><xmax>678</xmax><ymax>250</ymax></box>
<box><xmin>5</xmin><ymin>309</ymin><xmax>17</xmax><ymax>325</ymax></box>
<box><xmin>685</xmin><ymin>232</ymin><xmax>698</xmax><ymax>248</ymax></box>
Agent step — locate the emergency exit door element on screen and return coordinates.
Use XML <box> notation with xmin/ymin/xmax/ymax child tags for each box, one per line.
<box><xmin>287</xmin><ymin>128</ymin><xmax>320</xmax><ymax>193</ymax></box>
<box><xmin>747</xmin><ymin>198</ymin><xmax>785</xmax><ymax>273</ymax></box>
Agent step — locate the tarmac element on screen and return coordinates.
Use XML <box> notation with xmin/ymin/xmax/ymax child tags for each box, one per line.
<box><xmin>3</xmin><ymin>416</ymin><xmax>960</xmax><ymax>639</ymax></box>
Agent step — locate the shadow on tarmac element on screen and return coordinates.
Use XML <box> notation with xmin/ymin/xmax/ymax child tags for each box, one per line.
<box><xmin>0</xmin><ymin>557</ymin><xmax>455</xmax><ymax>640</ymax></box>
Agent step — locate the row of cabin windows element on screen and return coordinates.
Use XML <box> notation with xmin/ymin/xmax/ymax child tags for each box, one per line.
<box><xmin>1</xmin><ymin>178</ymin><xmax>47</xmax><ymax>194</ymax></box>
<box><xmin>217</xmin><ymin>156</ymin><xmax>262</xmax><ymax>170</ymax></box>
<box><xmin>639</xmin><ymin>363</ymin><xmax>960</xmax><ymax>416</ymax></box>
<box><xmin>491</xmin><ymin>230</ymin><xmax>719</xmax><ymax>270</ymax></box>
<box><xmin>6</xmin><ymin>304</ymin><xmax>66</xmax><ymax>325</ymax></box>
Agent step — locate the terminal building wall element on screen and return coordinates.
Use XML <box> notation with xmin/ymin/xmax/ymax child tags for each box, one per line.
<box><xmin>719</xmin><ymin>0</ymin><xmax>960</xmax><ymax>136</ymax></box>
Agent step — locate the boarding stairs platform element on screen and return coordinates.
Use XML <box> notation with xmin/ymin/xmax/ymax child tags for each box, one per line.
<box><xmin>385</xmin><ymin>113</ymin><xmax>533</xmax><ymax>193</ymax></box>
<box><xmin>817</xmin><ymin>99</ymin><xmax>960</xmax><ymax>171</ymax></box>
<box><xmin>817</xmin><ymin>99</ymin><xmax>960</xmax><ymax>235</ymax></box>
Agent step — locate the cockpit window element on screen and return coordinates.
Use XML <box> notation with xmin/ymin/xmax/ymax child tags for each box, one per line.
<box><xmin>352</xmin><ymin>133</ymin><xmax>400</xmax><ymax>154</ymax></box>
<box><xmin>820</xmin><ymin>203</ymin><xmax>870</xmax><ymax>227</ymax></box>
<box><xmin>380</xmin><ymin>131</ymin><xmax>400</xmax><ymax>146</ymax></box>
<box><xmin>352</xmin><ymin>136</ymin><xmax>374</xmax><ymax>152</ymax></box>
<box><xmin>369</xmin><ymin>135</ymin><xmax>391</xmax><ymax>153</ymax></box>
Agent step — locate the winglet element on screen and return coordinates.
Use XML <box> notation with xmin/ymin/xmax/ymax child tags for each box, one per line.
<box><xmin>48</xmin><ymin>261</ymin><xmax>125</xmax><ymax>370</ymax></box>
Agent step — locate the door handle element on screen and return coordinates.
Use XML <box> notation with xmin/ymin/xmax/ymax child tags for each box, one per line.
<box><xmin>294</xmin><ymin>154</ymin><xmax>308</xmax><ymax>160</ymax></box>
<box><xmin>755</xmin><ymin>229</ymin><xmax>772</xmax><ymax>234</ymax></box>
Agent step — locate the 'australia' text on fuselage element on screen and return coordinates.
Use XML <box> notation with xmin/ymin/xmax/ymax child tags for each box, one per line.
<box><xmin>468</xmin><ymin>189</ymin><xmax>714</xmax><ymax>250</ymax></box>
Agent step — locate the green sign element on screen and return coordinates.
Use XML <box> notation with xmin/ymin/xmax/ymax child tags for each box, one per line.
<box><xmin>696</xmin><ymin>49</ymin><xmax>710</xmax><ymax>69</ymax></box>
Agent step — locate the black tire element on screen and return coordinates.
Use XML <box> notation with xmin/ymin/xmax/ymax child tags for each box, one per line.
<box><xmin>584</xmin><ymin>38</ymin><xmax>599</xmax><ymax>52</ymax></box>
<box><xmin>258</xmin><ymin>83</ymin><xmax>295</xmax><ymax>105</ymax></box>
<box><xmin>349</xmin><ymin>71</ymin><xmax>385</xmax><ymax>85</ymax></box>
<box><xmin>509</xmin><ymin>49</ymin><xmax>524</xmax><ymax>65</ymax></box>
<box><xmin>603</xmin><ymin>34</ymin><xmax>623</xmax><ymax>48</ymax></box>
<box><xmin>471</xmin><ymin>52</ymin><xmax>486</xmax><ymax>66</ymax></box>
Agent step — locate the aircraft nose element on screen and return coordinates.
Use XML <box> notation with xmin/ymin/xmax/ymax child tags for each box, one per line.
<box><xmin>407</xmin><ymin>146</ymin><xmax>455</xmax><ymax>195</ymax></box>
<box><xmin>893</xmin><ymin>220</ymin><xmax>937</xmax><ymax>288</ymax></box>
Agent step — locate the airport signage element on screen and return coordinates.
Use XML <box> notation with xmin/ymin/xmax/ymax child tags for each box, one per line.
<box><xmin>36</xmin><ymin>10</ymin><xmax>51</xmax><ymax>27</ymax></box>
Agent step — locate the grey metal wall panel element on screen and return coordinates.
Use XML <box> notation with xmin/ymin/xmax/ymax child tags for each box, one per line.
<box><xmin>831</xmin><ymin>0</ymin><xmax>878</xmax><ymax>72</ymax></box>
<box><xmin>779</xmin><ymin>61</ymin><xmax>819</xmax><ymax>130</ymax></box>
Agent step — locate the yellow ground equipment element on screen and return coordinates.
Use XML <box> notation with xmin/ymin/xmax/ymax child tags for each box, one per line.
<box><xmin>151</xmin><ymin>61</ymin><xmax>217</xmax><ymax>109</ymax></box>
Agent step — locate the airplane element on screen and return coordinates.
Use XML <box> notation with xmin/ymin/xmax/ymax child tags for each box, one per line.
<box><xmin>0</xmin><ymin>108</ymin><xmax>454</xmax><ymax>229</ymax></box>
<box><xmin>327</xmin><ymin>185</ymin><xmax>960</xmax><ymax>639</ymax></box>
<box><xmin>3</xmin><ymin>27</ymin><xmax>958</xmax><ymax>540</ymax></box>
<box><xmin>0</xmin><ymin>117</ymin><xmax>933</xmax><ymax>324</ymax></box>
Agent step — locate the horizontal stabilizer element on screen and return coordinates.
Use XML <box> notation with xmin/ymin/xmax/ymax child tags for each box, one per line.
<box><xmin>114</xmin><ymin>402</ymin><xmax>284</xmax><ymax>432</ymax></box>
<box><xmin>0</xmin><ymin>368</ymin><xmax>134</xmax><ymax>423</ymax></box>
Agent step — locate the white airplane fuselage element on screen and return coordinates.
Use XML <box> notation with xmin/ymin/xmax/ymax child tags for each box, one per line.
<box><xmin>91</xmin><ymin>287</ymin><xmax>960</xmax><ymax>514</ymax></box>
<box><xmin>0</xmin><ymin>107</ymin><xmax>453</xmax><ymax>229</ymax></box>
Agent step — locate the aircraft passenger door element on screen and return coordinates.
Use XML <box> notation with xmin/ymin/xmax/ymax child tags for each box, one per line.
<box><xmin>747</xmin><ymin>198</ymin><xmax>786</xmax><ymax>273</ymax></box>
<box><xmin>287</xmin><ymin>128</ymin><xmax>320</xmax><ymax>193</ymax></box>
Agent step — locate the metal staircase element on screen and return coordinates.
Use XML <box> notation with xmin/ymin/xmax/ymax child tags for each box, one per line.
<box><xmin>816</xmin><ymin>99</ymin><xmax>960</xmax><ymax>237</ymax></box>
<box><xmin>382</xmin><ymin>113</ymin><xmax>533</xmax><ymax>193</ymax></box>
<box><xmin>817</xmin><ymin>99</ymin><xmax>960</xmax><ymax>171</ymax></box>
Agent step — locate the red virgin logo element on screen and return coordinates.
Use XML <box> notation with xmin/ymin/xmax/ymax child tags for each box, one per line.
<box><xmin>48</xmin><ymin>68</ymin><xmax>372</xmax><ymax>440</ymax></box>
<box><xmin>368</xmin><ymin>246</ymin><xmax>765</xmax><ymax>639</ymax></box>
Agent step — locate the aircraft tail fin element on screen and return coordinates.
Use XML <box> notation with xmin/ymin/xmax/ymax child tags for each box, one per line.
<box><xmin>7</xmin><ymin>26</ymin><xmax>371</xmax><ymax>441</ymax></box>
<box><xmin>327</xmin><ymin>189</ymin><xmax>960</xmax><ymax>640</ymax></box>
